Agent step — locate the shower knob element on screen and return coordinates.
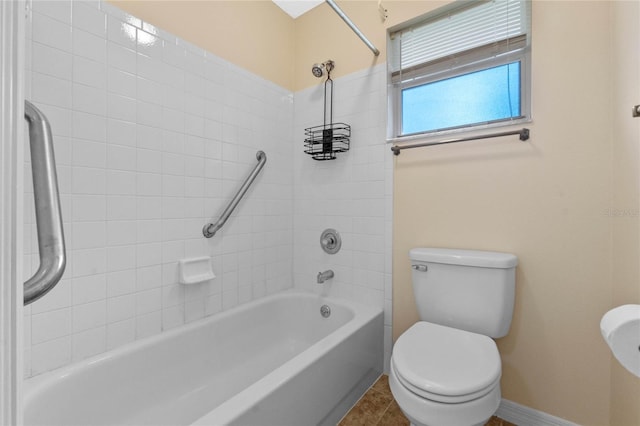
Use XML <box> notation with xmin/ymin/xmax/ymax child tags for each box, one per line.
<box><xmin>320</xmin><ymin>229</ymin><xmax>341</xmax><ymax>254</ymax></box>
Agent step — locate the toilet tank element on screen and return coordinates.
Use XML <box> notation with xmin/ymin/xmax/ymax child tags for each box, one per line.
<box><xmin>410</xmin><ymin>248</ymin><xmax>518</xmax><ymax>338</ymax></box>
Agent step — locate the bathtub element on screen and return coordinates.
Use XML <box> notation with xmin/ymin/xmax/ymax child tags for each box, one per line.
<box><xmin>24</xmin><ymin>290</ymin><xmax>383</xmax><ymax>426</ymax></box>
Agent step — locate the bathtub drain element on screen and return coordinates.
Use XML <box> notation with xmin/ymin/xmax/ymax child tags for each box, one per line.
<box><xmin>320</xmin><ymin>305</ymin><xmax>331</xmax><ymax>318</ymax></box>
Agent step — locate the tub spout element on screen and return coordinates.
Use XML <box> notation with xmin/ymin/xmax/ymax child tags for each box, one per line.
<box><xmin>317</xmin><ymin>270</ymin><xmax>334</xmax><ymax>284</ymax></box>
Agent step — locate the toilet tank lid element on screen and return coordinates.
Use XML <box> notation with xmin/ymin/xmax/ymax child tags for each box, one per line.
<box><xmin>409</xmin><ymin>248</ymin><xmax>518</xmax><ymax>268</ymax></box>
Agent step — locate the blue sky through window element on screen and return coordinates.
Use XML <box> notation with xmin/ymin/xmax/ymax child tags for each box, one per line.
<box><xmin>402</xmin><ymin>62</ymin><xmax>521</xmax><ymax>135</ymax></box>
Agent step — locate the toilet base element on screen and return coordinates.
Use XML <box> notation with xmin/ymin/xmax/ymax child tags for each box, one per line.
<box><xmin>389</xmin><ymin>359</ymin><xmax>501</xmax><ymax>426</ymax></box>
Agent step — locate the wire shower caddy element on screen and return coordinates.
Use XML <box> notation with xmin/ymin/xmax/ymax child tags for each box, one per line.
<box><xmin>304</xmin><ymin>60</ymin><xmax>350</xmax><ymax>161</ymax></box>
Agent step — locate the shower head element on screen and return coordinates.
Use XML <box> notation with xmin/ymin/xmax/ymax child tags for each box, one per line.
<box><xmin>312</xmin><ymin>63</ymin><xmax>325</xmax><ymax>78</ymax></box>
<box><xmin>312</xmin><ymin>60</ymin><xmax>335</xmax><ymax>78</ymax></box>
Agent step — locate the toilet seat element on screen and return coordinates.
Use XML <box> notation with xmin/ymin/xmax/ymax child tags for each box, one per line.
<box><xmin>392</xmin><ymin>322</ymin><xmax>502</xmax><ymax>404</ymax></box>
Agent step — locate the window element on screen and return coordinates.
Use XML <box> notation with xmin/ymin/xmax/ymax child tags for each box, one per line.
<box><xmin>388</xmin><ymin>0</ymin><xmax>531</xmax><ymax>140</ymax></box>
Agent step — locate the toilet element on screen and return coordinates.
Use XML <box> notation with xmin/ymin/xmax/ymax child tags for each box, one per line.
<box><xmin>389</xmin><ymin>248</ymin><xmax>518</xmax><ymax>426</ymax></box>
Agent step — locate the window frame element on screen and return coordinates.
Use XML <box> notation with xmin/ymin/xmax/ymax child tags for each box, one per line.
<box><xmin>387</xmin><ymin>1</ymin><xmax>532</xmax><ymax>143</ymax></box>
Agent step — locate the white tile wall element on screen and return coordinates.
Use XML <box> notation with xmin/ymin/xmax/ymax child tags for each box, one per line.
<box><xmin>292</xmin><ymin>65</ymin><xmax>393</xmax><ymax>372</ymax></box>
<box><xmin>24</xmin><ymin>0</ymin><xmax>392</xmax><ymax>378</ymax></box>
<box><xmin>24</xmin><ymin>0</ymin><xmax>294</xmax><ymax>377</ymax></box>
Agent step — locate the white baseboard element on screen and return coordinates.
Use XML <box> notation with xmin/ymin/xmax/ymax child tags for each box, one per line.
<box><xmin>496</xmin><ymin>399</ymin><xmax>581</xmax><ymax>426</ymax></box>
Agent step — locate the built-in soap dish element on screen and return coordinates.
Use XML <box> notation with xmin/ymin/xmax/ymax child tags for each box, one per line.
<box><xmin>178</xmin><ymin>257</ymin><xmax>215</xmax><ymax>285</ymax></box>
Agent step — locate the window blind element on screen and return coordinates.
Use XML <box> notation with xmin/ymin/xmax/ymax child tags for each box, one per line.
<box><xmin>389</xmin><ymin>0</ymin><xmax>530</xmax><ymax>78</ymax></box>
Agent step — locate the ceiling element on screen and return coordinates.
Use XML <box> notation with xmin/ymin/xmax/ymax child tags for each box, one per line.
<box><xmin>272</xmin><ymin>0</ymin><xmax>324</xmax><ymax>19</ymax></box>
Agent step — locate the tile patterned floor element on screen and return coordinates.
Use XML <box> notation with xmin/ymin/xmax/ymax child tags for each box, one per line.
<box><xmin>338</xmin><ymin>375</ymin><xmax>517</xmax><ymax>426</ymax></box>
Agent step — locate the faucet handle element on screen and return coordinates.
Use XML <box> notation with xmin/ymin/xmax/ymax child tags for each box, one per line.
<box><xmin>320</xmin><ymin>229</ymin><xmax>341</xmax><ymax>254</ymax></box>
<box><xmin>321</xmin><ymin>236</ymin><xmax>334</xmax><ymax>246</ymax></box>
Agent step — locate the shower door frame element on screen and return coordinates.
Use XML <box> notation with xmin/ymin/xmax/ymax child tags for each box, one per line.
<box><xmin>0</xmin><ymin>0</ymin><xmax>25</xmax><ymax>424</ymax></box>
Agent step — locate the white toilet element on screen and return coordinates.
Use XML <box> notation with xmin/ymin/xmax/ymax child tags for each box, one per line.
<box><xmin>389</xmin><ymin>248</ymin><xmax>518</xmax><ymax>426</ymax></box>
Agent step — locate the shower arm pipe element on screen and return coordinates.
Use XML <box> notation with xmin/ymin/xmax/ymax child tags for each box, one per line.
<box><xmin>23</xmin><ymin>101</ymin><xmax>66</xmax><ymax>305</ymax></box>
<box><xmin>325</xmin><ymin>0</ymin><xmax>380</xmax><ymax>56</ymax></box>
<box><xmin>203</xmin><ymin>151</ymin><xmax>266</xmax><ymax>238</ymax></box>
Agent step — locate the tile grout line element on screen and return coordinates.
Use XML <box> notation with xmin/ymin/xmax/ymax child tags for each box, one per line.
<box><xmin>338</xmin><ymin>376</ymin><xmax>390</xmax><ymax>426</ymax></box>
<box><xmin>366</xmin><ymin>383</ymin><xmax>395</xmax><ymax>426</ymax></box>
<box><xmin>369</xmin><ymin>376</ymin><xmax>393</xmax><ymax>425</ymax></box>
<box><xmin>374</xmin><ymin>399</ymin><xmax>395</xmax><ymax>426</ymax></box>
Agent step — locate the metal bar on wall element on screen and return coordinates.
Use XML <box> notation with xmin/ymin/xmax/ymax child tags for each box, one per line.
<box><xmin>202</xmin><ymin>150</ymin><xmax>266</xmax><ymax>238</ymax></box>
<box><xmin>391</xmin><ymin>128</ymin><xmax>530</xmax><ymax>156</ymax></box>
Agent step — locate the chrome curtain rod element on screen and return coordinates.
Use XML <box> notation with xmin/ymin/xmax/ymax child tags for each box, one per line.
<box><xmin>391</xmin><ymin>128</ymin><xmax>530</xmax><ymax>156</ymax></box>
<box><xmin>325</xmin><ymin>0</ymin><xmax>380</xmax><ymax>56</ymax></box>
<box><xmin>203</xmin><ymin>151</ymin><xmax>266</xmax><ymax>238</ymax></box>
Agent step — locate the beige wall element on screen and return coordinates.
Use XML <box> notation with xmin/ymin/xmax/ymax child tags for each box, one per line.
<box><xmin>293</xmin><ymin>0</ymin><xmax>386</xmax><ymax>91</ymax></box>
<box><xmin>392</xmin><ymin>1</ymin><xmax>620</xmax><ymax>424</ymax></box>
<box><xmin>610</xmin><ymin>1</ymin><xmax>640</xmax><ymax>425</ymax></box>
<box><xmin>294</xmin><ymin>1</ymin><xmax>449</xmax><ymax>91</ymax></box>
<box><xmin>109</xmin><ymin>0</ymin><xmax>296</xmax><ymax>91</ymax></box>
<box><xmin>109</xmin><ymin>0</ymin><xmax>442</xmax><ymax>92</ymax></box>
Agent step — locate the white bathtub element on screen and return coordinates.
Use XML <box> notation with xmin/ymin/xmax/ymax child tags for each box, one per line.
<box><xmin>24</xmin><ymin>290</ymin><xmax>383</xmax><ymax>426</ymax></box>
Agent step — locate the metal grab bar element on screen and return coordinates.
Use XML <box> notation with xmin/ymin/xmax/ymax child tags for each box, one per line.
<box><xmin>325</xmin><ymin>0</ymin><xmax>380</xmax><ymax>56</ymax></box>
<box><xmin>23</xmin><ymin>101</ymin><xmax>66</xmax><ymax>305</ymax></box>
<box><xmin>391</xmin><ymin>128</ymin><xmax>530</xmax><ymax>156</ymax></box>
<box><xmin>203</xmin><ymin>150</ymin><xmax>266</xmax><ymax>238</ymax></box>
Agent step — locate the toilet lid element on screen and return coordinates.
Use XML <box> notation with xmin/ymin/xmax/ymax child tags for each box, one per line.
<box><xmin>392</xmin><ymin>322</ymin><xmax>501</xmax><ymax>403</ymax></box>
